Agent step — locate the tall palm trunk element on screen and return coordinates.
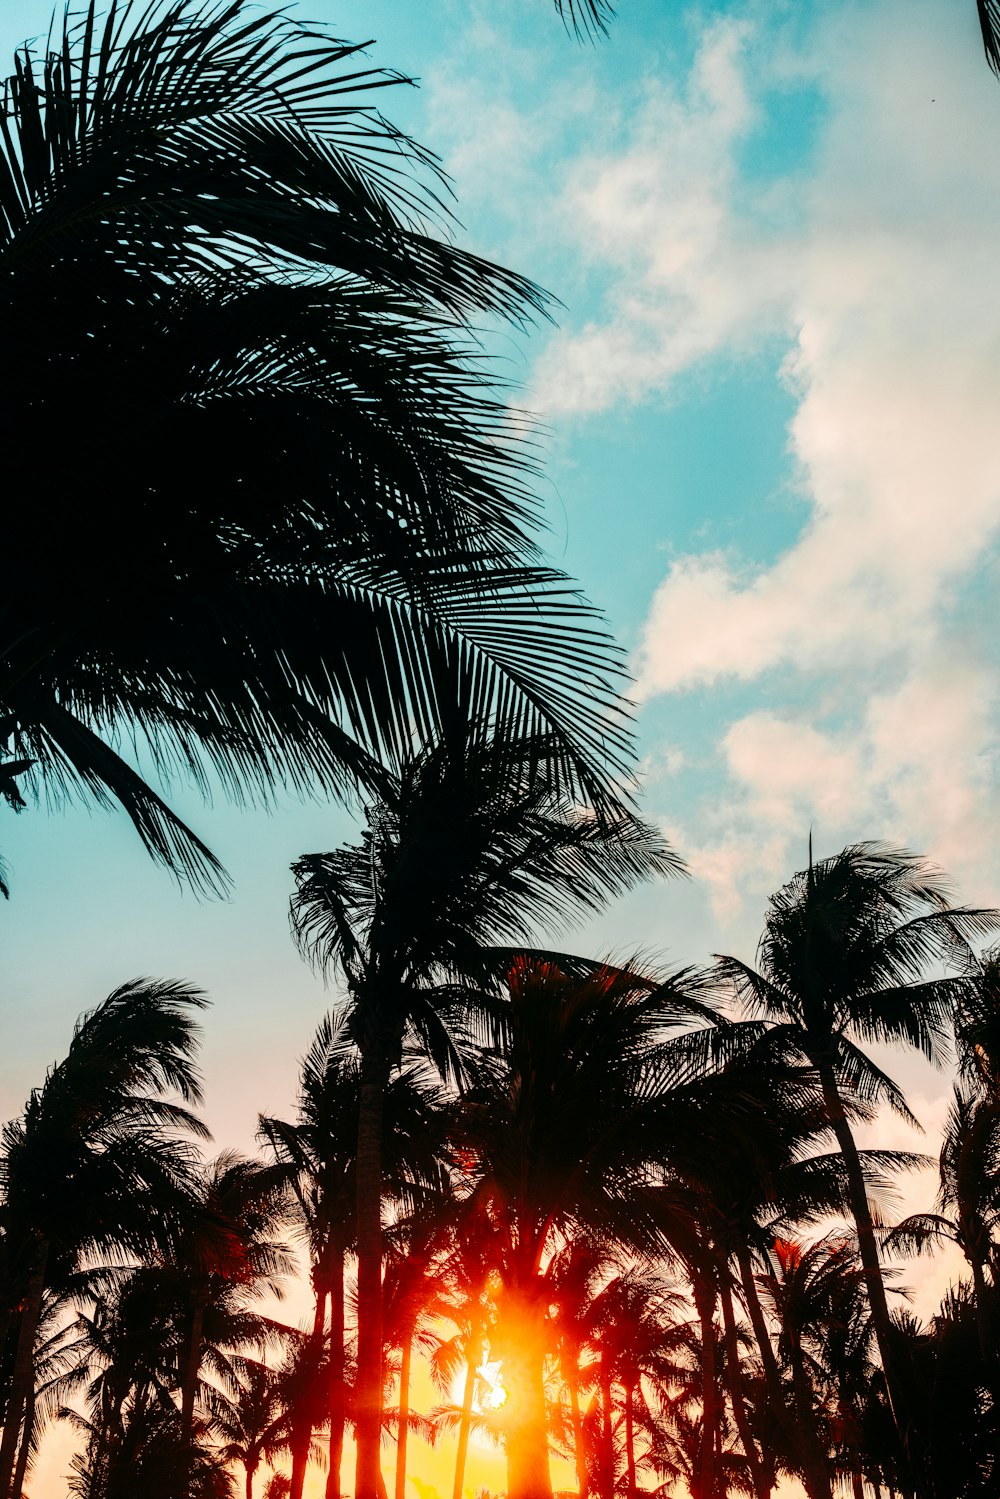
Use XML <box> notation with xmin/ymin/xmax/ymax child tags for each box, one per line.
<box><xmin>693</xmin><ymin>1277</ymin><xmax>722</xmax><ymax>1499</ymax></box>
<box><xmin>970</xmin><ymin>1254</ymin><xmax>992</xmax><ymax>1362</ymax></box>
<box><xmin>502</xmin><ymin>1285</ymin><xmax>552</xmax><ymax>1499</ymax></box>
<box><xmin>394</xmin><ymin>1325</ymin><xmax>413</xmax><ymax>1499</ymax></box>
<box><xmin>326</xmin><ymin>1247</ymin><xmax>346</xmax><ymax>1499</ymax></box>
<box><xmin>10</xmin><ymin>1386</ymin><xmax>33</xmax><ymax>1499</ymax></box>
<box><xmin>623</xmin><ymin>1382</ymin><xmax>636</xmax><ymax>1499</ymax></box>
<box><xmin>598</xmin><ymin>1357</ymin><xmax>614</xmax><ymax>1499</ymax></box>
<box><xmin>291</xmin><ymin>1299</ymin><xmax>328</xmax><ymax>1499</ymax></box>
<box><xmin>736</xmin><ymin>1245</ymin><xmax>826</xmax><ymax>1499</ymax></box>
<box><xmin>180</xmin><ymin>1287</ymin><xmax>209</xmax><ymax>1447</ymax></box>
<box><xmin>452</xmin><ymin>1313</ymin><xmax>483</xmax><ymax>1499</ymax></box>
<box><xmin>289</xmin><ymin>1397</ymin><xmax>313</xmax><ymax>1499</ymax></box>
<box><xmin>786</xmin><ymin>1325</ymin><xmax>828</xmax><ymax>1499</ymax></box>
<box><xmin>565</xmin><ymin>1354</ymin><xmax>588</xmax><ymax>1498</ymax></box>
<box><xmin>0</xmin><ymin>1249</ymin><xmax>47</xmax><ymax>1499</ymax></box>
<box><xmin>355</xmin><ymin>1040</ymin><xmax>391</xmax><ymax>1499</ymax></box>
<box><xmin>719</xmin><ymin>1277</ymin><xmax>770</xmax><ymax>1499</ymax></box>
<box><xmin>817</xmin><ymin>1062</ymin><xmax>919</xmax><ymax>1489</ymax></box>
<box><xmin>246</xmin><ymin>1456</ymin><xmax>259</xmax><ymax>1499</ymax></box>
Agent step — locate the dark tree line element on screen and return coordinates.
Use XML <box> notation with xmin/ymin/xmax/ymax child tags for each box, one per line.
<box><xmin>3</xmin><ymin>833</ymin><xmax>1000</xmax><ymax>1499</ymax></box>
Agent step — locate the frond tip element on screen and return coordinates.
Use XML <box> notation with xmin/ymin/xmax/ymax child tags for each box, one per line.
<box><xmin>979</xmin><ymin>0</ymin><xmax>1000</xmax><ymax>75</ymax></box>
<box><xmin>553</xmin><ymin>0</ymin><xmax>617</xmax><ymax>39</ymax></box>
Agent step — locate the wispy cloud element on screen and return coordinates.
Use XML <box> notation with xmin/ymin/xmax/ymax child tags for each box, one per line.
<box><xmin>524</xmin><ymin>0</ymin><xmax>1000</xmax><ymax>916</ymax></box>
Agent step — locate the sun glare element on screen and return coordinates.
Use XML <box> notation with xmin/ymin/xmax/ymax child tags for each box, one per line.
<box><xmin>450</xmin><ymin>1356</ymin><xmax>508</xmax><ymax>1414</ymax></box>
<box><xmin>477</xmin><ymin>1360</ymin><xmax>507</xmax><ymax>1409</ymax></box>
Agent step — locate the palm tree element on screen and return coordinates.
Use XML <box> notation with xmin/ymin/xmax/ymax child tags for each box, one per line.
<box><xmin>447</xmin><ymin>955</ymin><xmax>717</xmax><ymax>1499</ymax></box>
<box><xmin>289</xmin><ymin>727</ymin><xmax>679</xmax><ymax>1499</ymax></box>
<box><xmin>886</xmin><ymin>1083</ymin><xmax>1000</xmax><ymax>1359</ymax></box>
<box><xmin>259</xmin><ymin>1016</ymin><xmax>449</xmax><ymax>1499</ymax></box>
<box><xmin>211</xmin><ymin>1360</ymin><xmax>288</xmax><ymax>1499</ymax></box>
<box><xmin>583</xmin><ymin>1269</ymin><xmax>689</xmax><ymax>1499</ymax></box>
<box><xmin>0</xmin><ymin>979</ymin><xmax>208</xmax><ymax>1499</ymax></box>
<box><xmin>1</xmin><ymin>0</ymin><xmax>637</xmax><ymax>895</ymax></box>
<box><xmin>713</xmin><ymin>841</ymin><xmax>999</xmax><ymax>1487</ymax></box>
<box><xmin>259</xmin><ymin>1020</ymin><xmax>359</xmax><ymax>1499</ymax></box>
<box><xmin>164</xmin><ymin>1154</ymin><xmax>294</xmax><ymax>1472</ymax></box>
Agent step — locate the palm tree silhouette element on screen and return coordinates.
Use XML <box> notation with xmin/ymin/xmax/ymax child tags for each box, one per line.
<box><xmin>886</xmin><ymin>1083</ymin><xmax>1000</xmax><ymax>1359</ymax></box>
<box><xmin>713</xmin><ymin>841</ymin><xmax>998</xmax><ymax>1489</ymax></box>
<box><xmin>448</xmin><ymin>955</ymin><xmax>713</xmax><ymax>1499</ymax></box>
<box><xmin>289</xmin><ymin>727</ymin><xmax>678</xmax><ymax>1499</ymax></box>
<box><xmin>260</xmin><ymin>1014</ymin><xmax>449</xmax><ymax>1499</ymax></box>
<box><xmin>1</xmin><ymin>0</ymin><xmax>636</xmax><ymax>894</ymax></box>
<box><xmin>212</xmin><ymin>1360</ymin><xmax>289</xmax><ymax>1499</ymax></box>
<box><xmin>0</xmin><ymin>979</ymin><xmax>209</xmax><ymax>1499</ymax></box>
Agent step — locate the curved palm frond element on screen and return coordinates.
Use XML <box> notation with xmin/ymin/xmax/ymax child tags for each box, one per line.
<box><xmin>2</xmin><ymin>0</ymin><xmax>637</xmax><ymax>892</ymax></box>
<box><xmin>553</xmin><ymin>0</ymin><xmax>617</xmax><ymax>39</ymax></box>
<box><xmin>979</xmin><ymin>0</ymin><xmax>1000</xmax><ymax>74</ymax></box>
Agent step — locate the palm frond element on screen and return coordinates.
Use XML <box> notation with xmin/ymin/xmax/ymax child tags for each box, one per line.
<box><xmin>979</xmin><ymin>0</ymin><xmax>1000</xmax><ymax>74</ymax></box>
<box><xmin>553</xmin><ymin>0</ymin><xmax>617</xmax><ymax>40</ymax></box>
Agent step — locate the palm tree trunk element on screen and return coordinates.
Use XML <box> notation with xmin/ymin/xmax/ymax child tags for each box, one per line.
<box><xmin>736</xmin><ymin>1245</ymin><xmax>825</xmax><ymax>1498</ymax></box>
<box><xmin>290</xmin><ymin>1420</ymin><xmax>312</xmax><ymax>1499</ymax></box>
<box><xmin>693</xmin><ymin>1277</ymin><xmax>722</xmax><ymax>1499</ymax></box>
<box><xmin>292</xmin><ymin>1311</ymin><xmax>327</xmax><ymax>1499</ymax></box>
<box><xmin>970</xmin><ymin>1254</ymin><xmax>992</xmax><ymax>1362</ymax></box>
<box><xmin>719</xmin><ymin>1276</ymin><xmax>770</xmax><ymax>1499</ymax></box>
<box><xmin>787</xmin><ymin>1328</ymin><xmax>832</xmax><ymax>1499</ymax></box>
<box><xmin>394</xmin><ymin>1325</ymin><xmax>413</xmax><ymax>1499</ymax></box>
<box><xmin>181</xmin><ymin>1288</ymin><xmax>209</xmax><ymax>1444</ymax></box>
<box><xmin>623</xmin><ymin>1383</ymin><xmax>636</xmax><ymax>1499</ymax></box>
<box><xmin>355</xmin><ymin>1039</ymin><xmax>391</xmax><ymax>1499</ymax></box>
<box><xmin>326</xmin><ymin>1248</ymin><xmax>346</xmax><ymax>1499</ymax></box>
<box><xmin>246</xmin><ymin>1458</ymin><xmax>258</xmax><ymax>1499</ymax></box>
<box><xmin>453</xmin><ymin>1350</ymin><xmax>476</xmax><ymax>1499</ymax></box>
<box><xmin>818</xmin><ymin>1064</ymin><xmax>919</xmax><ymax>1489</ymax></box>
<box><xmin>0</xmin><ymin>1249</ymin><xmax>47</xmax><ymax>1499</ymax></box>
<box><xmin>502</xmin><ymin>1284</ymin><xmax>552</xmax><ymax>1499</ymax></box>
<box><xmin>453</xmin><ymin>1313</ymin><xmax>483</xmax><ymax>1499</ymax></box>
<box><xmin>598</xmin><ymin>1358</ymin><xmax>614</xmax><ymax>1499</ymax></box>
<box><xmin>10</xmin><ymin>1386</ymin><xmax>33</xmax><ymax>1499</ymax></box>
<box><xmin>566</xmin><ymin>1358</ymin><xmax>588</xmax><ymax>1499</ymax></box>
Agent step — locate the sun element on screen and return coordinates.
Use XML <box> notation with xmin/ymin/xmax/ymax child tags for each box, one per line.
<box><xmin>477</xmin><ymin>1360</ymin><xmax>507</xmax><ymax>1410</ymax></box>
<box><xmin>449</xmin><ymin>1357</ymin><xmax>508</xmax><ymax>1414</ymax></box>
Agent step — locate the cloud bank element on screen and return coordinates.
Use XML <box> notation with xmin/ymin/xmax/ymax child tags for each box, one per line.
<box><xmin>529</xmin><ymin>0</ymin><xmax>1000</xmax><ymax>916</ymax></box>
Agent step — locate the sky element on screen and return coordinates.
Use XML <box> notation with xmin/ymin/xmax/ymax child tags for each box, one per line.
<box><xmin>3</xmin><ymin>0</ymin><xmax>999</xmax><ymax>1492</ymax></box>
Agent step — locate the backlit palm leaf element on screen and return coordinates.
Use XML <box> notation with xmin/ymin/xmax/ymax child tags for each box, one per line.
<box><xmin>1</xmin><ymin>0</ymin><xmax>635</xmax><ymax>893</ymax></box>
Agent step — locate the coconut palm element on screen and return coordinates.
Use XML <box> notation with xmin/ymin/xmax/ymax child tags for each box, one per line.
<box><xmin>954</xmin><ymin>945</ymin><xmax>1000</xmax><ymax>1096</ymax></box>
<box><xmin>1</xmin><ymin>0</ymin><xmax>637</xmax><ymax>896</ymax></box>
<box><xmin>886</xmin><ymin>1083</ymin><xmax>1000</xmax><ymax>1359</ymax></box>
<box><xmin>164</xmin><ymin>1154</ymin><xmax>295</xmax><ymax>1470</ymax></box>
<box><xmin>211</xmin><ymin>1360</ymin><xmax>288</xmax><ymax>1499</ymax></box>
<box><xmin>0</xmin><ymin>979</ymin><xmax>208</xmax><ymax>1499</ymax></box>
<box><xmin>289</xmin><ymin>726</ymin><xmax>679</xmax><ymax>1499</ymax></box>
<box><xmin>713</xmin><ymin>841</ymin><xmax>998</xmax><ymax>1484</ymax></box>
<box><xmin>259</xmin><ymin>1016</ymin><xmax>449</xmax><ymax>1499</ymax></box>
<box><xmin>447</xmin><ymin>955</ymin><xmax>722</xmax><ymax>1499</ymax></box>
<box><xmin>583</xmin><ymin>1269</ymin><xmax>689</xmax><ymax>1499</ymax></box>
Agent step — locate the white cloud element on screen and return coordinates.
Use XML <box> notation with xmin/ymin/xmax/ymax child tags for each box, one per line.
<box><xmin>678</xmin><ymin>649</ymin><xmax>1000</xmax><ymax>920</ymax></box>
<box><xmin>516</xmin><ymin>0</ymin><xmax>1000</xmax><ymax>933</ymax></box>
<box><xmin>629</xmin><ymin>8</ymin><xmax>1000</xmax><ymax>694</ymax></box>
<box><xmin>531</xmin><ymin>17</ymin><xmax>797</xmax><ymax>412</ymax></box>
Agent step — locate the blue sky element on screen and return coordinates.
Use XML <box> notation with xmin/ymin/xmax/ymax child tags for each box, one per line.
<box><xmin>3</xmin><ymin>4</ymin><xmax>999</xmax><ymax>1468</ymax></box>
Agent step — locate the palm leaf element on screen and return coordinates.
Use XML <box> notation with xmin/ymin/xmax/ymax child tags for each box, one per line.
<box><xmin>980</xmin><ymin>0</ymin><xmax>1000</xmax><ymax>74</ymax></box>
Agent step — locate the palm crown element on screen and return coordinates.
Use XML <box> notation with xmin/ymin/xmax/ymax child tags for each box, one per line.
<box><xmin>2</xmin><ymin>0</ymin><xmax>637</xmax><ymax>895</ymax></box>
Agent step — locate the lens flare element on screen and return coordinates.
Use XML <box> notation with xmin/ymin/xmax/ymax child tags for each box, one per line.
<box><xmin>476</xmin><ymin>1359</ymin><xmax>507</xmax><ymax>1410</ymax></box>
